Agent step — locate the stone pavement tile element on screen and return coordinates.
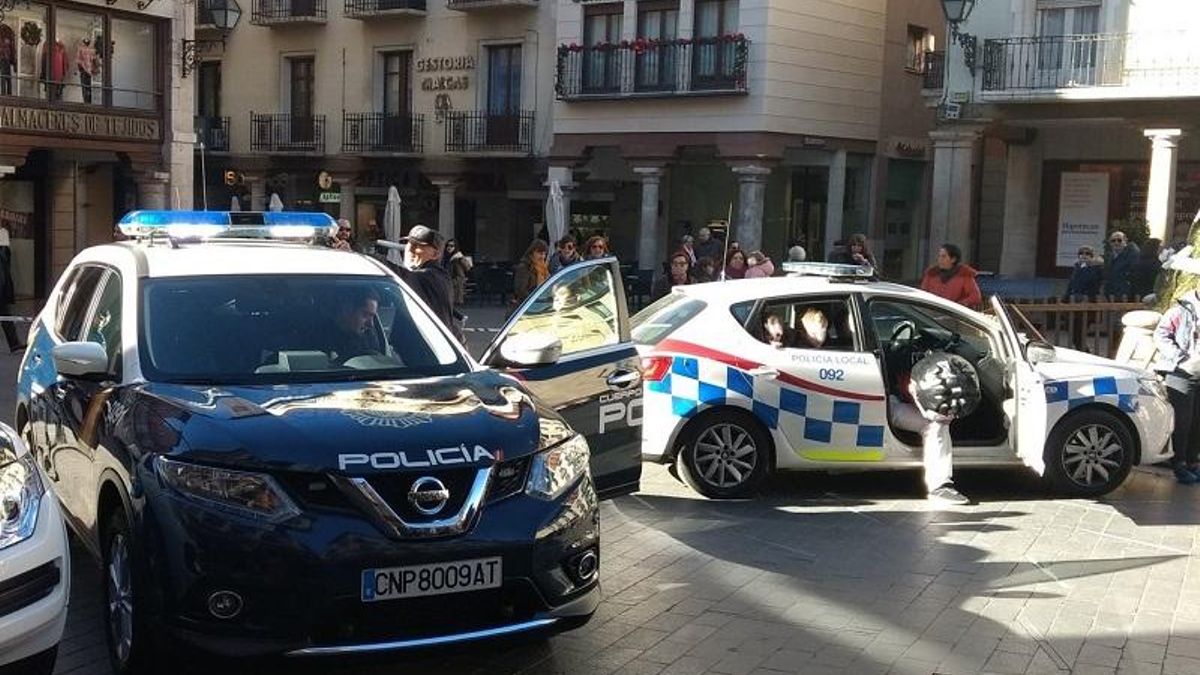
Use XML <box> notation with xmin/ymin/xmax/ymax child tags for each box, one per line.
<box><xmin>1021</xmin><ymin>648</ymin><xmax>1070</xmax><ymax>675</ymax></box>
<box><xmin>1123</xmin><ymin>640</ymin><xmax>1167</xmax><ymax>664</ymax></box>
<box><xmin>1162</xmin><ymin>653</ymin><xmax>1200</xmax><ymax>675</ymax></box>
<box><xmin>640</xmin><ymin>640</ymin><xmax>693</xmax><ymax>665</ymax></box>
<box><xmin>1131</xmin><ymin>611</ymin><xmax>1173</xmax><ymax>644</ymax></box>
<box><xmin>885</xmin><ymin>656</ymin><xmax>940</xmax><ymax>674</ymax></box>
<box><xmin>809</xmin><ymin>644</ymin><xmax>861</xmax><ymax>669</ymax></box>
<box><xmin>760</xmin><ymin>649</ymin><xmax>817</xmax><ymax>673</ymax></box>
<box><xmin>1076</xmin><ymin>642</ymin><xmax>1124</xmax><ymax>668</ymax></box>
<box><xmin>659</xmin><ymin>656</ymin><xmax>710</xmax><ymax>675</ymax></box>
<box><xmin>1116</xmin><ymin>658</ymin><xmax>1164</xmax><ymax>675</ymax></box>
<box><xmin>1164</xmin><ymin>636</ymin><xmax>1200</xmax><ymax>659</ymax></box>
<box><xmin>899</xmin><ymin>638</ymin><xmax>952</xmax><ymax>664</ymax></box>
<box><xmin>611</xmin><ymin>660</ymin><xmax>668</xmax><ymax>675</ymax></box>
<box><xmin>995</xmin><ymin>634</ymin><xmax>1039</xmax><ymax>656</ymax></box>
<box><xmin>982</xmin><ymin>649</ymin><xmax>1034</xmax><ymax>674</ymax></box>
<box><xmin>666</xmin><ymin>622</ymin><xmax>719</xmax><ymax>645</ymax></box>
<box><xmin>610</xmin><ymin>628</ymin><xmax>673</xmax><ymax>653</ymax></box>
<box><xmin>710</xmin><ymin>648</ymin><xmax>771</xmax><ymax>675</ymax></box>
<box><xmin>1071</xmin><ymin>664</ymin><xmax>1118</xmax><ymax>675</ymax></box>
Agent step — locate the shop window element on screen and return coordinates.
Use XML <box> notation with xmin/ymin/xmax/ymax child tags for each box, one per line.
<box><xmin>110</xmin><ymin>18</ymin><xmax>156</xmax><ymax>109</ymax></box>
<box><xmin>0</xmin><ymin>3</ymin><xmax>49</xmax><ymax>99</ymax></box>
<box><xmin>54</xmin><ymin>8</ymin><xmax>104</xmax><ymax>105</ymax></box>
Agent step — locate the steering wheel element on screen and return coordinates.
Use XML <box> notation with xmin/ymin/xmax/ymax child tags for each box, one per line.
<box><xmin>889</xmin><ymin>320</ymin><xmax>918</xmax><ymax>348</ymax></box>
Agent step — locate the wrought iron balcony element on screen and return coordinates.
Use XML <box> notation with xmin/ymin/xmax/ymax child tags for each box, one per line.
<box><xmin>343</xmin><ymin>113</ymin><xmax>424</xmax><ymax>153</ymax></box>
<box><xmin>444</xmin><ymin>111</ymin><xmax>534</xmax><ymax>154</ymax></box>
<box><xmin>251</xmin><ymin>0</ymin><xmax>326</xmax><ymax>25</ymax></box>
<box><xmin>250</xmin><ymin>113</ymin><xmax>326</xmax><ymax>153</ymax></box>
<box><xmin>982</xmin><ymin>32</ymin><xmax>1200</xmax><ymax>97</ymax></box>
<box><xmin>447</xmin><ymin>0</ymin><xmax>537</xmax><ymax>10</ymax></box>
<box><xmin>344</xmin><ymin>0</ymin><xmax>425</xmax><ymax>19</ymax></box>
<box><xmin>922</xmin><ymin>51</ymin><xmax>945</xmax><ymax>90</ymax></box>
<box><xmin>555</xmin><ymin>35</ymin><xmax>750</xmax><ymax>101</ymax></box>
<box><xmin>195</xmin><ymin>116</ymin><xmax>230</xmax><ymax>152</ymax></box>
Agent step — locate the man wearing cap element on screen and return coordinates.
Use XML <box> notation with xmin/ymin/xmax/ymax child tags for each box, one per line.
<box><xmin>391</xmin><ymin>225</ymin><xmax>462</xmax><ymax>342</ymax></box>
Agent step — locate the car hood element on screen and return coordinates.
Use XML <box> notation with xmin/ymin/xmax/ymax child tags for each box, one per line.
<box><xmin>1035</xmin><ymin>347</ymin><xmax>1151</xmax><ymax>380</ymax></box>
<box><xmin>132</xmin><ymin>371</ymin><xmax>553</xmax><ymax>473</ymax></box>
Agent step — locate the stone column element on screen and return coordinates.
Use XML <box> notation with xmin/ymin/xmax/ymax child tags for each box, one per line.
<box><xmin>432</xmin><ymin>179</ymin><xmax>457</xmax><ymax>241</ymax></box>
<box><xmin>999</xmin><ymin>142</ymin><xmax>1040</xmax><ymax>278</ymax></box>
<box><xmin>1144</xmin><ymin>128</ymin><xmax>1183</xmax><ymax>241</ymax></box>
<box><xmin>136</xmin><ymin>172</ymin><xmax>170</xmax><ymax>210</ymax></box>
<box><xmin>633</xmin><ymin>167</ymin><xmax>664</xmax><ymax>272</ymax></box>
<box><xmin>247</xmin><ymin>175</ymin><xmax>267</xmax><ymax>212</ymax></box>
<box><xmin>928</xmin><ymin>129</ymin><xmax>980</xmax><ymax>264</ymax></box>
<box><xmin>336</xmin><ymin>176</ymin><xmax>358</xmax><ymax>224</ymax></box>
<box><xmin>824</xmin><ymin>149</ymin><xmax>848</xmax><ymax>258</ymax></box>
<box><xmin>731</xmin><ymin>165</ymin><xmax>771</xmax><ymax>253</ymax></box>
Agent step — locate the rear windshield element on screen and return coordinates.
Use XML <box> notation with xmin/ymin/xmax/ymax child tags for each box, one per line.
<box><xmin>631</xmin><ymin>294</ymin><xmax>706</xmax><ymax>345</ymax></box>
<box><xmin>139</xmin><ymin>275</ymin><xmax>467</xmax><ymax>384</ymax></box>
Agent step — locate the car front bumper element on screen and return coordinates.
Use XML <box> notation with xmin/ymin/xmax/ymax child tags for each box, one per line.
<box><xmin>141</xmin><ymin>474</ymin><xmax>601</xmax><ymax>658</ymax></box>
<box><xmin>0</xmin><ymin>493</ymin><xmax>70</xmax><ymax>666</ymax></box>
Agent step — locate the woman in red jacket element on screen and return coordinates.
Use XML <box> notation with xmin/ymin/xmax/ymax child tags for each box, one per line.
<box><xmin>921</xmin><ymin>243</ymin><xmax>982</xmax><ymax>309</ymax></box>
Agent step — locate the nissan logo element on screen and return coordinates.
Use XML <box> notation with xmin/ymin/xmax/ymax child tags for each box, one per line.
<box><xmin>408</xmin><ymin>477</ymin><xmax>450</xmax><ymax>516</ymax></box>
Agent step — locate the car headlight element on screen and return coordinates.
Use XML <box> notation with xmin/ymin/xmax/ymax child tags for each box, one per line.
<box><xmin>526</xmin><ymin>434</ymin><xmax>590</xmax><ymax>501</ymax></box>
<box><xmin>0</xmin><ymin>444</ymin><xmax>44</xmax><ymax>551</ymax></box>
<box><xmin>1140</xmin><ymin>376</ymin><xmax>1168</xmax><ymax>400</ymax></box>
<box><xmin>154</xmin><ymin>456</ymin><xmax>300</xmax><ymax>523</ymax></box>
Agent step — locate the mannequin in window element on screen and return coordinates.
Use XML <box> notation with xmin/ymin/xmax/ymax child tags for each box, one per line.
<box><xmin>0</xmin><ymin>24</ymin><xmax>15</xmax><ymax>96</ymax></box>
<box><xmin>76</xmin><ymin>36</ymin><xmax>97</xmax><ymax>103</ymax></box>
<box><xmin>49</xmin><ymin>39</ymin><xmax>67</xmax><ymax>99</ymax></box>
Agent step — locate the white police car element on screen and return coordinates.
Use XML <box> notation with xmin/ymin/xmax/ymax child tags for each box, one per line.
<box><xmin>633</xmin><ymin>263</ymin><xmax>1172</xmax><ymax>498</ymax></box>
<box><xmin>0</xmin><ymin>422</ymin><xmax>69</xmax><ymax>675</ymax></box>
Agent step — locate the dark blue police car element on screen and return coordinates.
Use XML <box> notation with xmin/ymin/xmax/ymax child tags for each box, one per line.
<box><xmin>15</xmin><ymin>212</ymin><xmax>643</xmax><ymax>672</ymax></box>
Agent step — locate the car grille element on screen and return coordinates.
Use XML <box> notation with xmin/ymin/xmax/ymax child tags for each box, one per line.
<box><xmin>487</xmin><ymin>456</ymin><xmax>530</xmax><ymax>503</ymax></box>
<box><xmin>366</xmin><ymin>468</ymin><xmax>478</xmax><ymax>522</ymax></box>
<box><xmin>276</xmin><ymin>472</ymin><xmax>356</xmax><ymax>512</ymax></box>
<box><xmin>311</xmin><ymin>578</ymin><xmax>544</xmax><ymax>645</ymax></box>
<box><xmin>0</xmin><ymin>560</ymin><xmax>61</xmax><ymax>618</ymax></box>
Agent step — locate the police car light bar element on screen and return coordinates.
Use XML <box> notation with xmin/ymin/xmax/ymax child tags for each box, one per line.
<box><xmin>781</xmin><ymin>261</ymin><xmax>877</xmax><ymax>281</ymax></box>
<box><xmin>117</xmin><ymin>211</ymin><xmax>338</xmax><ymax>240</ymax></box>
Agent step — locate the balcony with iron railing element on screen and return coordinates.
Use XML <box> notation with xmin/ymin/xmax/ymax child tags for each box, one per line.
<box><xmin>251</xmin><ymin>0</ymin><xmax>326</xmax><ymax>25</ymax></box>
<box><xmin>344</xmin><ymin>0</ymin><xmax>425</xmax><ymax>19</ymax></box>
<box><xmin>447</xmin><ymin>0</ymin><xmax>537</xmax><ymax>10</ymax></box>
<box><xmin>250</xmin><ymin>113</ymin><xmax>325</xmax><ymax>153</ymax></box>
<box><xmin>555</xmin><ymin>35</ymin><xmax>750</xmax><ymax>101</ymax></box>
<box><xmin>444</xmin><ymin>110</ymin><xmax>534</xmax><ymax>154</ymax></box>
<box><xmin>342</xmin><ymin>113</ymin><xmax>424</xmax><ymax>153</ymax></box>
<box><xmin>922</xmin><ymin>51</ymin><xmax>945</xmax><ymax>91</ymax></box>
<box><xmin>981</xmin><ymin>31</ymin><xmax>1200</xmax><ymax>100</ymax></box>
<box><xmin>195</xmin><ymin>116</ymin><xmax>230</xmax><ymax>152</ymax></box>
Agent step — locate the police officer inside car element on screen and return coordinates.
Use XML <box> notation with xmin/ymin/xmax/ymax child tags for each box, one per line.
<box><xmin>390</xmin><ymin>225</ymin><xmax>462</xmax><ymax>342</ymax></box>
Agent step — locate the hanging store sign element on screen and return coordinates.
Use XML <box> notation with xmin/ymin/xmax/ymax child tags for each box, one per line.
<box><xmin>418</xmin><ymin>55</ymin><xmax>475</xmax><ymax>92</ymax></box>
<box><xmin>1055</xmin><ymin>172</ymin><xmax>1109</xmax><ymax>268</ymax></box>
<box><xmin>0</xmin><ymin>105</ymin><xmax>160</xmax><ymax>141</ymax></box>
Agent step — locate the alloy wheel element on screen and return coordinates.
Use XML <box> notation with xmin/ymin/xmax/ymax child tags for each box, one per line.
<box><xmin>107</xmin><ymin>533</ymin><xmax>134</xmax><ymax>665</ymax></box>
<box><xmin>693</xmin><ymin>423</ymin><xmax>758</xmax><ymax>488</ymax></box>
<box><xmin>1061</xmin><ymin>423</ymin><xmax>1124</xmax><ymax>488</ymax></box>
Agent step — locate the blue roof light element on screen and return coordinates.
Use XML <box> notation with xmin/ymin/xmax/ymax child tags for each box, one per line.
<box><xmin>118</xmin><ymin>211</ymin><xmax>337</xmax><ymax>240</ymax></box>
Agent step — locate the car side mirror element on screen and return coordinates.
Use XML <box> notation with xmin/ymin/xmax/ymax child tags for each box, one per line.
<box><xmin>1026</xmin><ymin>341</ymin><xmax>1056</xmax><ymax>365</ymax></box>
<box><xmin>52</xmin><ymin>342</ymin><xmax>111</xmax><ymax>381</ymax></box>
<box><xmin>498</xmin><ymin>332</ymin><xmax>563</xmax><ymax>368</ymax></box>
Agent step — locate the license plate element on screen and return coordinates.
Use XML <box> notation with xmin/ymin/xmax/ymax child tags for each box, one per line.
<box><xmin>361</xmin><ymin>557</ymin><xmax>502</xmax><ymax>603</ymax></box>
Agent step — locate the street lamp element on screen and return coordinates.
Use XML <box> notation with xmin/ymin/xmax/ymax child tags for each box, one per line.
<box><xmin>182</xmin><ymin>0</ymin><xmax>242</xmax><ymax>78</ymax></box>
<box><xmin>940</xmin><ymin>0</ymin><xmax>978</xmax><ymax>76</ymax></box>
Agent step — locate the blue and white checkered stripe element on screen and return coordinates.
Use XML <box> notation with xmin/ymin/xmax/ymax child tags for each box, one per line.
<box><xmin>645</xmin><ymin>356</ymin><xmax>886</xmax><ymax>451</ymax></box>
<box><xmin>1043</xmin><ymin>376</ymin><xmax>1141</xmax><ymax>418</ymax></box>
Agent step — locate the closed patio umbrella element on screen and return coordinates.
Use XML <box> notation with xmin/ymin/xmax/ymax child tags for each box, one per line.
<box><xmin>383</xmin><ymin>185</ymin><xmax>403</xmax><ymax>266</ymax></box>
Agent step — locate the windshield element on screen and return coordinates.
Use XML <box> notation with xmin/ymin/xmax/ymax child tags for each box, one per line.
<box><xmin>632</xmin><ymin>294</ymin><xmax>706</xmax><ymax>345</ymax></box>
<box><xmin>139</xmin><ymin>275</ymin><xmax>467</xmax><ymax>384</ymax></box>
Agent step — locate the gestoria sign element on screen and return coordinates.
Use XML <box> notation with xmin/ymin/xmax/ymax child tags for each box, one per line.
<box><xmin>0</xmin><ymin>105</ymin><xmax>160</xmax><ymax>142</ymax></box>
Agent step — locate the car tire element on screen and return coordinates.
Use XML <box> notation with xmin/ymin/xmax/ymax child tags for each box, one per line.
<box><xmin>678</xmin><ymin>409</ymin><xmax>772</xmax><ymax>499</ymax></box>
<box><xmin>7</xmin><ymin>646</ymin><xmax>57</xmax><ymax>675</ymax></box>
<box><xmin>102</xmin><ymin>509</ymin><xmax>160</xmax><ymax>675</ymax></box>
<box><xmin>1043</xmin><ymin>409</ymin><xmax>1134</xmax><ymax>497</ymax></box>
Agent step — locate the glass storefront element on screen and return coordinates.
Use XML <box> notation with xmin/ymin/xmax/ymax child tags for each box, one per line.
<box><xmin>0</xmin><ymin>1</ymin><xmax>158</xmax><ymax>110</ymax></box>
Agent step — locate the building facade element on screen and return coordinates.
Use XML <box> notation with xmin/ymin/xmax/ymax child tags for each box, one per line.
<box><xmin>197</xmin><ymin>0</ymin><xmax>558</xmax><ymax>263</ymax></box>
<box><xmin>928</xmin><ymin>0</ymin><xmax>1200</xmax><ymax>278</ymax></box>
<box><xmin>550</xmin><ymin>0</ymin><xmax>944</xmax><ymax>279</ymax></box>
<box><xmin>0</xmin><ymin>0</ymin><xmax>192</xmax><ymax>302</ymax></box>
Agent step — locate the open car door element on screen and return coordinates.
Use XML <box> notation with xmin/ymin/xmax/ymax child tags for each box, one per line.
<box><xmin>990</xmin><ymin>296</ymin><xmax>1048</xmax><ymax>474</ymax></box>
<box><xmin>482</xmin><ymin>257</ymin><xmax>642</xmax><ymax>498</ymax></box>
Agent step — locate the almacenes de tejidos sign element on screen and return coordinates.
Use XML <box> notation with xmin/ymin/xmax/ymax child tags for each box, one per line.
<box><xmin>0</xmin><ymin>105</ymin><xmax>160</xmax><ymax>141</ymax></box>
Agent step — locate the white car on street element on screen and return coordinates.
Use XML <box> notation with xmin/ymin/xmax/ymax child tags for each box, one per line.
<box><xmin>0</xmin><ymin>423</ymin><xmax>69</xmax><ymax>674</ymax></box>
<box><xmin>633</xmin><ymin>264</ymin><xmax>1173</xmax><ymax>498</ymax></box>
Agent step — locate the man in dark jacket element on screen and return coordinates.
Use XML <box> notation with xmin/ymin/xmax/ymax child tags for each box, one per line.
<box><xmin>390</xmin><ymin>225</ymin><xmax>462</xmax><ymax>342</ymax></box>
<box><xmin>1104</xmin><ymin>230</ymin><xmax>1140</xmax><ymax>298</ymax></box>
<box><xmin>693</xmin><ymin>226</ymin><xmax>724</xmax><ymax>264</ymax></box>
